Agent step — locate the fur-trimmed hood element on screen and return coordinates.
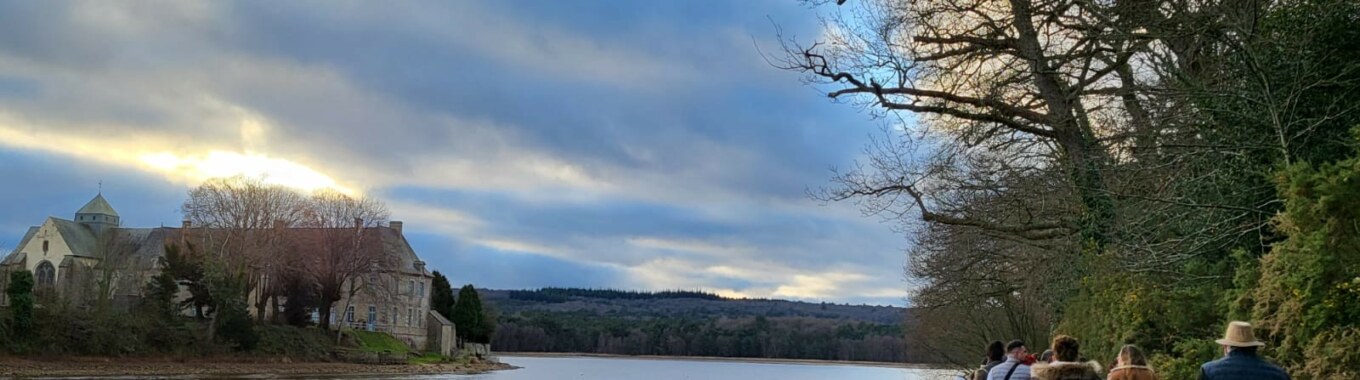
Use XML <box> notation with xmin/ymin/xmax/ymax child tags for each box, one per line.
<box><xmin>1108</xmin><ymin>365</ymin><xmax>1159</xmax><ymax>380</ymax></box>
<box><xmin>1032</xmin><ymin>361</ymin><xmax>1103</xmax><ymax>380</ymax></box>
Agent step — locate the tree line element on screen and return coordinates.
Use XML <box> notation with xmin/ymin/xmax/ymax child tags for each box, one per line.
<box><xmin>778</xmin><ymin>0</ymin><xmax>1359</xmax><ymax>377</ymax></box>
<box><xmin>493</xmin><ymin>311</ymin><xmax>920</xmax><ymax>363</ymax></box>
<box><xmin>508</xmin><ymin>287</ymin><xmax>725</xmax><ymax>303</ymax></box>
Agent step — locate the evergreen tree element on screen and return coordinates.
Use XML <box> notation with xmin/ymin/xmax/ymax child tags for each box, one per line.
<box><xmin>162</xmin><ymin>244</ymin><xmax>212</xmax><ymax>318</ymax></box>
<box><xmin>453</xmin><ymin>284</ymin><xmax>494</xmax><ymax>343</ymax></box>
<box><xmin>431</xmin><ymin>271</ymin><xmax>456</xmax><ymax>321</ymax></box>
<box><xmin>6</xmin><ymin>270</ymin><xmax>33</xmax><ymax>340</ymax></box>
<box><xmin>1248</xmin><ymin>143</ymin><xmax>1360</xmax><ymax>377</ymax></box>
<box><xmin>140</xmin><ymin>270</ymin><xmax>180</xmax><ymax>322</ymax></box>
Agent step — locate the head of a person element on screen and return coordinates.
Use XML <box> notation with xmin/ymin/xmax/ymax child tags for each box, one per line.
<box><xmin>1216</xmin><ymin>321</ymin><xmax>1266</xmax><ymax>356</ymax></box>
<box><xmin>1006</xmin><ymin>340</ymin><xmax>1028</xmax><ymax>360</ymax></box>
<box><xmin>1039</xmin><ymin>349</ymin><xmax>1055</xmax><ymax>363</ymax></box>
<box><xmin>1117</xmin><ymin>344</ymin><xmax>1147</xmax><ymax>367</ymax></box>
<box><xmin>986</xmin><ymin>340</ymin><xmax>1006</xmax><ymax>362</ymax></box>
<box><xmin>1051</xmin><ymin>335</ymin><xmax>1081</xmax><ymax>362</ymax></box>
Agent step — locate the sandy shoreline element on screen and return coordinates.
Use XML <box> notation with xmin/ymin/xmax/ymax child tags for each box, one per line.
<box><xmin>0</xmin><ymin>356</ymin><xmax>515</xmax><ymax>378</ymax></box>
<box><xmin>500</xmin><ymin>352</ymin><xmax>944</xmax><ymax>369</ymax></box>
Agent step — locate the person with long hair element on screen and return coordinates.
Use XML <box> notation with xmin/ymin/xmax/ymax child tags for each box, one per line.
<box><xmin>1107</xmin><ymin>345</ymin><xmax>1157</xmax><ymax>380</ymax></box>
<box><xmin>1032</xmin><ymin>335</ymin><xmax>1101</xmax><ymax>380</ymax></box>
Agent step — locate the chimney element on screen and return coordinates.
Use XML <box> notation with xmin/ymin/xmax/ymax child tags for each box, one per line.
<box><xmin>414</xmin><ymin>260</ymin><xmax>425</xmax><ymax>273</ymax></box>
<box><xmin>390</xmin><ymin>221</ymin><xmax>403</xmax><ymax>234</ymax></box>
<box><xmin>181</xmin><ymin>219</ymin><xmax>192</xmax><ymax>245</ymax></box>
<box><xmin>182</xmin><ymin>220</ymin><xmax>192</xmax><ymax>229</ymax></box>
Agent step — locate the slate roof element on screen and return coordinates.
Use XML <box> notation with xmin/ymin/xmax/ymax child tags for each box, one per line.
<box><xmin>272</xmin><ymin>227</ymin><xmax>430</xmax><ymax>277</ymax></box>
<box><xmin>1</xmin><ymin>226</ymin><xmax>39</xmax><ymax>266</ymax></box>
<box><xmin>76</xmin><ymin>194</ymin><xmax>119</xmax><ymax>217</ymax></box>
<box><xmin>51</xmin><ymin>218</ymin><xmax>99</xmax><ymax>257</ymax></box>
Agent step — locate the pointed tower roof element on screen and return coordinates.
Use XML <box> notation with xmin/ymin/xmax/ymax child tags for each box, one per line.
<box><xmin>77</xmin><ymin>193</ymin><xmax>119</xmax><ymax>217</ymax></box>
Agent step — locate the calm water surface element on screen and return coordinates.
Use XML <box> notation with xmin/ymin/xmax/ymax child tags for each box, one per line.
<box><xmin>450</xmin><ymin>356</ymin><xmax>954</xmax><ymax>380</ymax></box>
<box><xmin>43</xmin><ymin>356</ymin><xmax>957</xmax><ymax>380</ymax></box>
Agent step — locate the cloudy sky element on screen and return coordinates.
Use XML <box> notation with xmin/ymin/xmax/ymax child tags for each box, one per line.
<box><xmin>0</xmin><ymin>1</ymin><xmax>909</xmax><ymax>305</ymax></box>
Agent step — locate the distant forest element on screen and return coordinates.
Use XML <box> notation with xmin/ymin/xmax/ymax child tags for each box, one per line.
<box><xmin>486</xmin><ymin>288</ymin><xmax>928</xmax><ymax>363</ymax></box>
<box><xmin>507</xmin><ymin>287</ymin><xmax>725</xmax><ymax>302</ymax></box>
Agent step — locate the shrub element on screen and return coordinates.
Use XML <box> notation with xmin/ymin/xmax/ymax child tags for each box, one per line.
<box><xmin>215</xmin><ymin>303</ymin><xmax>260</xmax><ymax>351</ymax></box>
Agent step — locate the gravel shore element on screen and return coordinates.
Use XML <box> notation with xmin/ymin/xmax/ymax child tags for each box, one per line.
<box><xmin>0</xmin><ymin>356</ymin><xmax>515</xmax><ymax>378</ymax></box>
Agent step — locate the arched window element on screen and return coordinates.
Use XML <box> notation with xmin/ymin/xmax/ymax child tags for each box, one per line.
<box><xmin>35</xmin><ymin>261</ymin><xmax>56</xmax><ymax>288</ymax></box>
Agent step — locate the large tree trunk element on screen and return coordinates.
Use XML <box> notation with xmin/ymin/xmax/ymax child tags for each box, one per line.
<box><xmin>1010</xmin><ymin>0</ymin><xmax>1116</xmax><ymax>247</ymax></box>
<box><xmin>318</xmin><ymin>299</ymin><xmax>335</xmax><ymax>331</ymax></box>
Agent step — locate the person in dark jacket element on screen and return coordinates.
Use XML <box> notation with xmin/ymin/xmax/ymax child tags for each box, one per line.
<box><xmin>1199</xmin><ymin>321</ymin><xmax>1290</xmax><ymax>380</ymax></box>
<box><xmin>1032</xmin><ymin>335</ymin><xmax>1102</xmax><ymax>380</ymax></box>
<box><xmin>975</xmin><ymin>341</ymin><xmax>1007</xmax><ymax>380</ymax></box>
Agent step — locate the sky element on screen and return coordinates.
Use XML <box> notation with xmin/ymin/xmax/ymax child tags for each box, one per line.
<box><xmin>0</xmin><ymin>1</ymin><xmax>910</xmax><ymax>306</ymax></box>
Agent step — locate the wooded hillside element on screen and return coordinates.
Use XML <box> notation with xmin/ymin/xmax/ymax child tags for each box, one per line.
<box><xmin>485</xmin><ymin>288</ymin><xmax>928</xmax><ymax>363</ymax></box>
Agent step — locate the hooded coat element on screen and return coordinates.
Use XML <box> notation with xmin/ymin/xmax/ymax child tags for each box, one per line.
<box><xmin>1032</xmin><ymin>361</ymin><xmax>1103</xmax><ymax>380</ymax></box>
<box><xmin>1107</xmin><ymin>365</ymin><xmax>1158</xmax><ymax>380</ymax></box>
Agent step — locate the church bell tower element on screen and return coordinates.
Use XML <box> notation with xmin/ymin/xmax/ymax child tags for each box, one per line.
<box><xmin>75</xmin><ymin>193</ymin><xmax>120</xmax><ymax>236</ymax></box>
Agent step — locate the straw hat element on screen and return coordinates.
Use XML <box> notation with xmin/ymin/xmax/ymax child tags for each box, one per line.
<box><xmin>1216</xmin><ymin>321</ymin><xmax>1266</xmax><ymax>347</ymax></box>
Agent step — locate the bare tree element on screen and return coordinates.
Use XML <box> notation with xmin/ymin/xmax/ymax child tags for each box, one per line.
<box><xmin>182</xmin><ymin>176</ymin><xmax>309</xmax><ymax>321</ymax></box>
<box><xmin>90</xmin><ymin>229</ymin><xmax>141</xmax><ymax>313</ymax></box>
<box><xmin>780</xmin><ymin>0</ymin><xmax>1261</xmax><ymax>248</ymax></box>
<box><xmin>298</xmin><ymin>190</ymin><xmax>390</xmax><ymax>335</ymax></box>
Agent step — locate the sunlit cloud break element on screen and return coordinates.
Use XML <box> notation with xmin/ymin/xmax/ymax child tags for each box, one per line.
<box><xmin>139</xmin><ymin>151</ymin><xmax>353</xmax><ymax>194</ymax></box>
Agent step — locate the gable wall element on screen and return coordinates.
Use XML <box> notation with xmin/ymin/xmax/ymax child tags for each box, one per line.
<box><xmin>20</xmin><ymin>219</ymin><xmax>78</xmax><ymax>282</ymax></box>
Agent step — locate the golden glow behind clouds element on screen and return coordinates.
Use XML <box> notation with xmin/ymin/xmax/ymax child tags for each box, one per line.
<box><xmin>0</xmin><ymin>111</ymin><xmax>353</xmax><ymax>195</ymax></box>
<box><xmin>139</xmin><ymin>150</ymin><xmax>353</xmax><ymax>194</ymax></box>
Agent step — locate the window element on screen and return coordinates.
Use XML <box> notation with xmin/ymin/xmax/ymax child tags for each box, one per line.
<box><xmin>406</xmin><ymin>308</ymin><xmax>413</xmax><ymax>326</ymax></box>
<box><xmin>417</xmin><ymin>282</ymin><xmax>425</xmax><ymax>297</ymax></box>
<box><xmin>35</xmin><ymin>261</ymin><xmax>56</xmax><ymax>288</ymax></box>
<box><xmin>42</xmin><ymin>240</ymin><xmax>49</xmax><ymax>252</ymax></box>
<box><xmin>345</xmin><ymin>306</ymin><xmax>355</xmax><ymax>322</ymax></box>
<box><xmin>409</xmin><ymin>280</ymin><xmax>415</xmax><ymax>295</ymax></box>
<box><xmin>393</xmin><ymin>307</ymin><xmax>398</xmax><ymax>325</ymax></box>
<box><xmin>367</xmin><ymin>306</ymin><xmax>377</xmax><ymax>330</ymax></box>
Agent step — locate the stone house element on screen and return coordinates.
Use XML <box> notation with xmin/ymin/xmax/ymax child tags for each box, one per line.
<box><xmin>0</xmin><ymin>194</ymin><xmax>442</xmax><ymax>350</ymax></box>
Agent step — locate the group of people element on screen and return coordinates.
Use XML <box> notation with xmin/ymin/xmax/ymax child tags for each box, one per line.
<box><xmin>968</xmin><ymin>321</ymin><xmax>1291</xmax><ymax>380</ymax></box>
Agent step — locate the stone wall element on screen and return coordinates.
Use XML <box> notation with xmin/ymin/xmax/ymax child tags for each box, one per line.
<box><xmin>463</xmin><ymin>343</ymin><xmax>491</xmax><ymax>358</ymax></box>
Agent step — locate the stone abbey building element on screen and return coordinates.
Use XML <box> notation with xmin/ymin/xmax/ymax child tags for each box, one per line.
<box><xmin>0</xmin><ymin>194</ymin><xmax>446</xmax><ymax>351</ymax></box>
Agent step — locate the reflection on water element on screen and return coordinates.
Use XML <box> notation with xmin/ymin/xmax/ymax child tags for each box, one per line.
<box><xmin>36</xmin><ymin>356</ymin><xmax>957</xmax><ymax>380</ymax></box>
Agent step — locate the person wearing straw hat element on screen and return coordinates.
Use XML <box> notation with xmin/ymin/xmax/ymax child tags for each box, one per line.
<box><xmin>1199</xmin><ymin>321</ymin><xmax>1290</xmax><ymax>380</ymax></box>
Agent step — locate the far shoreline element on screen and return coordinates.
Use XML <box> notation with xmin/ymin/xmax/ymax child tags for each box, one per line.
<box><xmin>500</xmin><ymin>351</ymin><xmax>947</xmax><ymax>370</ymax></box>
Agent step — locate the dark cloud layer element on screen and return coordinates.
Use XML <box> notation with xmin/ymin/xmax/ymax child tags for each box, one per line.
<box><xmin>0</xmin><ymin>0</ymin><xmax>909</xmax><ymax>305</ymax></box>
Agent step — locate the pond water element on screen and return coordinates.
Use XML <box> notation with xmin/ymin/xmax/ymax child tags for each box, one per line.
<box><xmin>449</xmin><ymin>356</ymin><xmax>955</xmax><ymax>380</ymax></box>
<box><xmin>37</xmin><ymin>356</ymin><xmax>960</xmax><ymax>380</ymax></box>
